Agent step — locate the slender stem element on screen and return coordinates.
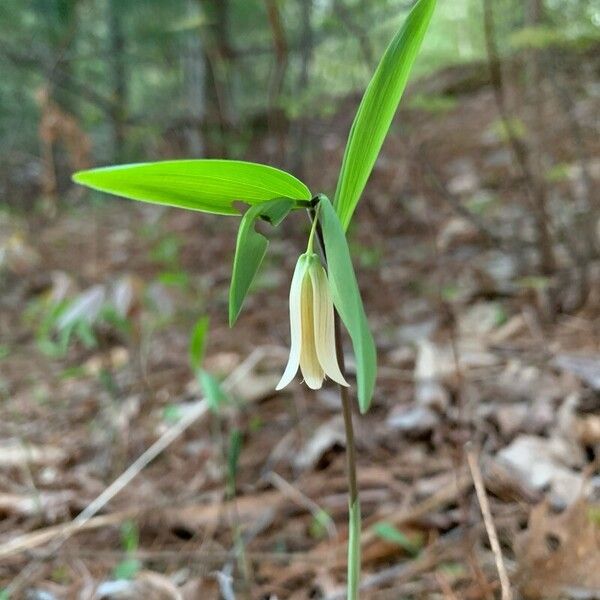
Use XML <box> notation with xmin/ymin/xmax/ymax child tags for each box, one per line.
<box><xmin>309</xmin><ymin>207</ymin><xmax>361</xmax><ymax>598</ymax></box>
<box><xmin>334</xmin><ymin>311</ymin><xmax>358</xmax><ymax>505</ymax></box>
<box><xmin>306</xmin><ymin>203</ymin><xmax>320</xmax><ymax>253</ymax></box>
<box><xmin>466</xmin><ymin>444</ymin><xmax>512</xmax><ymax>600</ymax></box>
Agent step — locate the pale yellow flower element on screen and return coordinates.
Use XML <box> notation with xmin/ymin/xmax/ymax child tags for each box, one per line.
<box><xmin>276</xmin><ymin>253</ymin><xmax>349</xmax><ymax>390</ymax></box>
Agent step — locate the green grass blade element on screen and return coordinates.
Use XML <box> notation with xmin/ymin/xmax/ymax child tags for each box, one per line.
<box><xmin>319</xmin><ymin>196</ymin><xmax>376</xmax><ymax>413</ymax></box>
<box><xmin>334</xmin><ymin>0</ymin><xmax>436</xmax><ymax>230</ymax></box>
<box><xmin>189</xmin><ymin>316</ymin><xmax>209</xmax><ymax>371</ymax></box>
<box><xmin>229</xmin><ymin>198</ymin><xmax>294</xmax><ymax>326</ymax></box>
<box><xmin>347</xmin><ymin>499</ymin><xmax>361</xmax><ymax>600</ymax></box>
<box><xmin>73</xmin><ymin>160</ymin><xmax>311</xmax><ymax>215</ymax></box>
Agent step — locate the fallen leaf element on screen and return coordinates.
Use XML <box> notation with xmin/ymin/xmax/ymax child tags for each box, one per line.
<box><xmin>496</xmin><ymin>434</ymin><xmax>585</xmax><ymax>507</ymax></box>
<box><xmin>0</xmin><ymin>443</ymin><xmax>67</xmax><ymax>467</ymax></box>
<box><xmin>516</xmin><ymin>500</ymin><xmax>600</xmax><ymax>599</ymax></box>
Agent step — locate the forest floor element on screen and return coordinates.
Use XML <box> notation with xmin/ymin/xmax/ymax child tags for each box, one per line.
<box><xmin>1</xmin><ymin>53</ymin><xmax>600</xmax><ymax>599</ymax></box>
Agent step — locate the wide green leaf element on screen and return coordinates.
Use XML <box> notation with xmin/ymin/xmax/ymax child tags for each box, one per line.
<box><xmin>73</xmin><ymin>160</ymin><xmax>311</xmax><ymax>215</ymax></box>
<box><xmin>319</xmin><ymin>196</ymin><xmax>376</xmax><ymax>413</ymax></box>
<box><xmin>334</xmin><ymin>0</ymin><xmax>436</xmax><ymax>229</ymax></box>
<box><xmin>229</xmin><ymin>198</ymin><xmax>294</xmax><ymax>326</ymax></box>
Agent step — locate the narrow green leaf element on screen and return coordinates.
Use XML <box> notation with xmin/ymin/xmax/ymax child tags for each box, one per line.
<box><xmin>73</xmin><ymin>160</ymin><xmax>311</xmax><ymax>216</ymax></box>
<box><xmin>334</xmin><ymin>0</ymin><xmax>436</xmax><ymax>229</ymax></box>
<box><xmin>113</xmin><ymin>558</ymin><xmax>141</xmax><ymax>580</ymax></box>
<box><xmin>347</xmin><ymin>499</ymin><xmax>361</xmax><ymax>600</ymax></box>
<box><xmin>319</xmin><ymin>196</ymin><xmax>376</xmax><ymax>413</ymax></box>
<box><xmin>189</xmin><ymin>316</ymin><xmax>209</xmax><ymax>371</ymax></box>
<box><xmin>229</xmin><ymin>198</ymin><xmax>294</xmax><ymax>326</ymax></box>
<box><xmin>120</xmin><ymin>520</ymin><xmax>139</xmax><ymax>554</ymax></box>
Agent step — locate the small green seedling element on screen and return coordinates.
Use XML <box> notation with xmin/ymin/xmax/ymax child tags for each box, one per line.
<box><xmin>113</xmin><ymin>520</ymin><xmax>141</xmax><ymax>580</ymax></box>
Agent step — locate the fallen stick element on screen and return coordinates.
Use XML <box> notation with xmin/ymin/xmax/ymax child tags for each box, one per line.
<box><xmin>466</xmin><ymin>444</ymin><xmax>513</xmax><ymax>600</ymax></box>
<box><xmin>0</xmin><ymin>511</ymin><xmax>133</xmax><ymax>560</ymax></box>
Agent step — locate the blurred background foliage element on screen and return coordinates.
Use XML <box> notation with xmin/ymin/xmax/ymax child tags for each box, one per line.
<box><xmin>1</xmin><ymin>0</ymin><xmax>598</xmax><ymax>206</ymax></box>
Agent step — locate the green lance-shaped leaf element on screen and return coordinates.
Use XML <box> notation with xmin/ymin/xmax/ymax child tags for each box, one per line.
<box><xmin>229</xmin><ymin>198</ymin><xmax>295</xmax><ymax>326</ymax></box>
<box><xmin>334</xmin><ymin>0</ymin><xmax>436</xmax><ymax>230</ymax></box>
<box><xmin>319</xmin><ymin>195</ymin><xmax>376</xmax><ymax>413</ymax></box>
<box><xmin>73</xmin><ymin>160</ymin><xmax>311</xmax><ymax>216</ymax></box>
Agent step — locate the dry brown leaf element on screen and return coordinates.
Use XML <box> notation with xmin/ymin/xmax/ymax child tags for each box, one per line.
<box><xmin>160</xmin><ymin>491</ymin><xmax>282</xmax><ymax>532</ymax></box>
<box><xmin>0</xmin><ymin>443</ymin><xmax>67</xmax><ymax>467</ymax></box>
<box><xmin>0</xmin><ymin>491</ymin><xmax>75</xmax><ymax>520</ymax></box>
<box><xmin>496</xmin><ymin>434</ymin><xmax>585</xmax><ymax>506</ymax></box>
<box><xmin>516</xmin><ymin>500</ymin><xmax>600</xmax><ymax>599</ymax></box>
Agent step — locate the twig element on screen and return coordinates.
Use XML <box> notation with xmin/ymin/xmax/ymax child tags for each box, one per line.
<box><xmin>465</xmin><ymin>444</ymin><xmax>512</xmax><ymax>600</ymax></box>
<box><xmin>0</xmin><ymin>511</ymin><xmax>132</xmax><ymax>561</ymax></box>
<box><xmin>214</xmin><ymin>563</ymin><xmax>237</xmax><ymax>600</ymax></box>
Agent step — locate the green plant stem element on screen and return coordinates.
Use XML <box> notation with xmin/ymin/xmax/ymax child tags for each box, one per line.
<box><xmin>333</xmin><ymin>312</ymin><xmax>358</xmax><ymax>507</ymax></box>
<box><xmin>335</xmin><ymin>310</ymin><xmax>361</xmax><ymax>600</ymax></box>
<box><xmin>306</xmin><ymin>203</ymin><xmax>320</xmax><ymax>253</ymax></box>
<box><xmin>310</xmin><ymin>208</ymin><xmax>361</xmax><ymax>599</ymax></box>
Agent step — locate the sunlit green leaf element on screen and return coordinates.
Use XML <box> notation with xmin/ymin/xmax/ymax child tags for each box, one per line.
<box><xmin>334</xmin><ymin>0</ymin><xmax>436</xmax><ymax>230</ymax></box>
<box><xmin>319</xmin><ymin>196</ymin><xmax>376</xmax><ymax>413</ymax></box>
<box><xmin>73</xmin><ymin>160</ymin><xmax>311</xmax><ymax>216</ymax></box>
<box><xmin>229</xmin><ymin>198</ymin><xmax>294</xmax><ymax>326</ymax></box>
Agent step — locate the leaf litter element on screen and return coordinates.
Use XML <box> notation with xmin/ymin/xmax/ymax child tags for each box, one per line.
<box><xmin>0</xmin><ymin>61</ymin><xmax>599</xmax><ymax>599</ymax></box>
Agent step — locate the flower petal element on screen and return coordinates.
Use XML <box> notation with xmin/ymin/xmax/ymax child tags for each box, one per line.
<box><xmin>309</xmin><ymin>260</ymin><xmax>349</xmax><ymax>387</ymax></box>
<box><xmin>299</xmin><ymin>258</ymin><xmax>324</xmax><ymax>389</ymax></box>
<box><xmin>276</xmin><ymin>255</ymin><xmax>308</xmax><ymax>390</ymax></box>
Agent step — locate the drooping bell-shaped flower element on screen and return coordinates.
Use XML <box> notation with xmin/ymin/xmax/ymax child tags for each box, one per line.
<box><xmin>276</xmin><ymin>252</ymin><xmax>349</xmax><ymax>390</ymax></box>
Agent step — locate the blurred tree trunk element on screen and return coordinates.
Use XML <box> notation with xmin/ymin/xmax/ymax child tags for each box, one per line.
<box><xmin>289</xmin><ymin>0</ymin><xmax>314</xmax><ymax>176</ymax></box>
<box><xmin>333</xmin><ymin>0</ymin><xmax>373</xmax><ymax>69</ymax></box>
<box><xmin>108</xmin><ymin>0</ymin><xmax>127</xmax><ymax>161</ymax></box>
<box><xmin>199</xmin><ymin>0</ymin><xmax>236</xmax><ymax>155</ymax></box>
<box><xmin>524</xmin><ymin>0</ymin><xmax>546</xmax><ymax>184</ymax></box>
<box><xmin>482</xmin><ymin>0</ymin><xmax>556</xmax><ymax>275</ymax></box>
<box><xmin>183</xmin><ymin>0</ymin><xmax>206</xmax><ymax>156</ymax></box>
<box><xmin>47</xmin><ymin>0</ymin><xmax>79</xmax><ymax>112</ymax></box>
<box><xmin>264</xmin><ymin>0</ymin><xmax>288</xmax><ymax>162</ymax></box>
<box><xmin>523</xmin><ymin>0</ymin><xmax>556</xmax><ymax>273</ymax></box>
